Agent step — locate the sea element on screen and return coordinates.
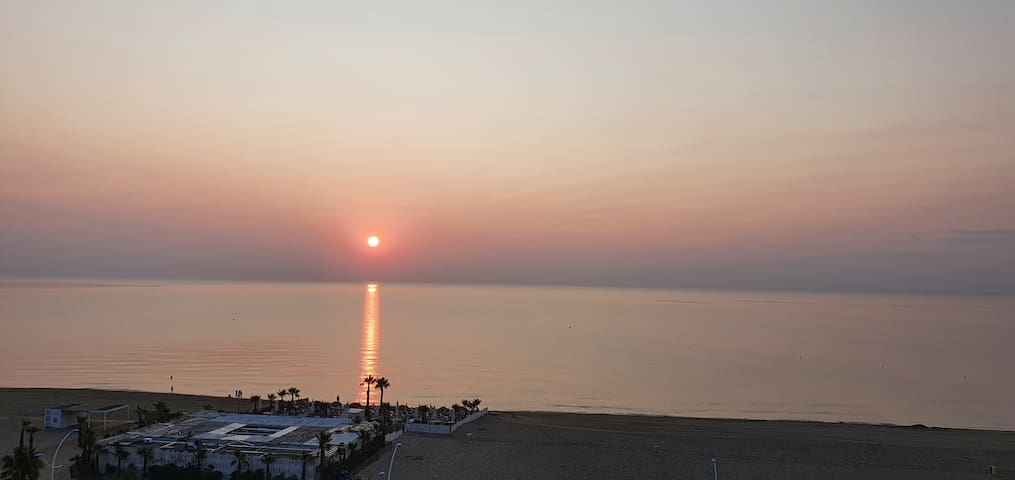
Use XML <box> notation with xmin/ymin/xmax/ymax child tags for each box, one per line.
<box><xmin>2</xmin><ymin>279</ymin><xmax>1014</xmax><ymax>430</ymax></box>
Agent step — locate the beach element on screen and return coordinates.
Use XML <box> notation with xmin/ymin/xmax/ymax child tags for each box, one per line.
<box><xmin>360</xmin><ymin>412</ymin><xmax>1015</xmax><ymax>479</ymax></box>
<box><xmin>3</xmin><ymin>389</ymin><xmax>1013</xmax><ymax>479</ymax></box>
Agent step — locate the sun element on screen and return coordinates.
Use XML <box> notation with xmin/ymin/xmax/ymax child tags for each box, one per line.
<box><xmin>367</xmin><ymin>235</ymin><xmax>380</xmax><ymax>248</ymax></box>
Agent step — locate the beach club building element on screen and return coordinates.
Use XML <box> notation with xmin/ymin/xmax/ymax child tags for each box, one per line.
<box><xmin>44</xmin><ymin>403</ymin><xmax>129</xmax><ymax>430</ymax></box>
<box><xmin>99</xmin><ymin>413</ymin><xmax>376</xmax><ymax>478</ymax></box>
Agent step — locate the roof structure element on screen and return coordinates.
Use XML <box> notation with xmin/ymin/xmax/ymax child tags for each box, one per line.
<box><xmin>102</xmin><ymin>412</ymin><xmax>369</xmax><ymax>458</ymax></box>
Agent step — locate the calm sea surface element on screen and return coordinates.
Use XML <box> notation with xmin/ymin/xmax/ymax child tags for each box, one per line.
<box><xmin>2</xmin><ymin>280</ymin><xmax>1014</xmax><ymax>430</ymax></box>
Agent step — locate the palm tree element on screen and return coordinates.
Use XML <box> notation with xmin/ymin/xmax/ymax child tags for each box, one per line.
<box><xmin>113</xmin><ymin>445</ymin><xmax>129</xmax><ymax>479</ymax></box>
<box><xmin>72</xmin><ymin>417</ymin><xmax>99</xmax><ymax>474</ymax></box>
<box><xmin>267</xmin><ymin>393</ymin><xmax>277</xmax><ymax>412</ymax></box>
<box><xmin>314</xmin><ymin>431</ymin><xmax>332</xmax><ymax>472</ymax></box>
<box><xmin>1</xmin><ymin>453</ymin><xmax>19</xmax><ymax>480</ymax></box>
<box><xmin>2</xmin><ymin>420</ymin><xmax>44</xmax><ymax>480</ymax></box>
<box><xmin>135</xmin><ymin>405</ymin><xmax>150</xmax><ymax>426</ymax></box>
<box><xmin>262</xmin><ymin>454</ymin><xmax>275</xmax><ymax>480</ymax></box>
<box><xmin>417</xmin><ymin>405</ymin><xmax>430</xmax><ymax>423</ymax></box>
<box><xmin>194</xmin><ymin>448</ymin><xmax>208</xmax><ymax>476</ymax></box>
<box><xmin>153</xmin><ymin>401</ymin><xmax>171</xmax><ymax>422</ymax></box>
<box><xmin>231</xmin><ymin>450</ymin><xmax>247</xmax><ymax>477</ymax></box>
<box><xmin>250</xmin><ymin>395</ymin><xmax>262</xmax><ymax>412</ymax></box>
<box><xmin>374</xmin><ymin>377</ymin><xmax>390</xmax><ymax>421</ymax></box>
<box><xmin>137</xmin><ymin>447</ymin><xmax>153</xmax><ymax>478</ymax></box>
<box><xmin>277</xmin><ymin>389</ymin><xmax>288</xmax><ymax>402</ymax></box>
<box><xmin>25</xmin><ymin>427</ymin><xmax>39</xmax><ymax>450</ymax></box>
<box><xmin>361</xmin><ymin>375</ymin><xmax>376</xmax><ymax>419</ymax></box>
<box><xmin>472</xmin><ymin>398</ymin><xmax>482</xmax><ymax>413</ymax></box>
<box><xmin>95</xmin><ymin>444</ymin><xmax>109</xmax><ymax>475</ymax></box>
<box><xmin>299</xmin><ymin>451</ymin><xmax>313</xmax><ymax>480</ymax></box>
<box><xmin>287</xmin><ymin>387</ymin><xmax>299</xmax><ymax>402</ymax></box>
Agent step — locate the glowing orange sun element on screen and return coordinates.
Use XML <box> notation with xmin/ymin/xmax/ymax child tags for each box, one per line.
<box><xmin>367</xmin><ymin>235</ymin><xmax>380</xmax><ymax>248</ymax></box>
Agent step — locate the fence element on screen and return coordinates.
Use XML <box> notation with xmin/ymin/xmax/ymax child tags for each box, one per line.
<box><xmin>405</xmin><ymin>409</ymin><xmax>488</xmax><ymax>435</ymax></box>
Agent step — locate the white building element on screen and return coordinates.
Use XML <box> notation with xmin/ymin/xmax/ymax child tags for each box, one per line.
<box><xmin>45</xmin><ymin>403</ymin><xmax>129</xmax><ymax>430</ymax></box>
<box><xmin>99</xmin><ymin>413</ymin><xmax>377</xmax><ymax>478</ymax></box>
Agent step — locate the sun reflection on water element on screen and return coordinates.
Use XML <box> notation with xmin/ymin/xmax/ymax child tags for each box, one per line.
<box><xmin>359</xmin><ymin>283</ymin><xmax>379</xmax><ymax>403</ymax></box>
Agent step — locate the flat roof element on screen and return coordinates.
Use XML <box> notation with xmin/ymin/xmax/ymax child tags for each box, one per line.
<box><xmin>48</xmin><ymin>403</ymin><xmax>91</xmax><ymax>412</ymax></box>
<box><xmin>102</xmin><ymin>412</ymin><xmax>363</xmax><ymax>453</ymax></box>
<box><xmin>208</xmin><ymin>414</ymin><xmax>351</xmax><ymax>428</ymax></box>
<box><xmin>94</xmin><ymin>404</ymin><xmax>128</xmax><ymax>412</ymax></box>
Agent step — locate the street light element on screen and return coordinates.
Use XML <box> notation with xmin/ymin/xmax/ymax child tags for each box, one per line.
<box><xmin>52</xmin><ymin>428</ymin><xmax>79</xmax><ymax>480</ymax></box>
<box><xmin>384</xmin><ymin>442</ymin><xmax>403</xmax><ymax>479</ymax></box>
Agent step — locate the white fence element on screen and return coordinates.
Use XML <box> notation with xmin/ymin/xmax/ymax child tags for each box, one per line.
<box><xmin>405</xmin><ymin>409</ymin><xmax>487</xmax><ymax>435</ymax></box>
<box><xmin>385</xmin><ymin>428</ymin><xmax>404</xmax><ymax>443</ymax></box>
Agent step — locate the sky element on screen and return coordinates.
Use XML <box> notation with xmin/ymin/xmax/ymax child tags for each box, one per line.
<box><xmin>1</xmin><ymin>1</ymin><xmax>1014</xmax><ymax>294</ymax></box>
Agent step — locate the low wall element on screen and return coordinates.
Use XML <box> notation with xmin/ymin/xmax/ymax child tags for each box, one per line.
<box><xmin>385</xmin><ymin>428</ymin><xmax>404</xmax><ymax>442</ymax></box>
<box><xmin>405</xmin><ymin>409</ymin><xmax>488</xmax><ymax>435</ymax></box>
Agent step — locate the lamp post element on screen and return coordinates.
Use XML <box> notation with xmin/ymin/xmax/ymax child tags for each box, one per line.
<box><xmin>384</xmin><ymin>442</ymin><xmax>402</xmax><ymax>479</ymax></box>
<box><xmin>52</xmin><ymin>428</ymin><xmax>79</xmax><ymax>480</ymax></box>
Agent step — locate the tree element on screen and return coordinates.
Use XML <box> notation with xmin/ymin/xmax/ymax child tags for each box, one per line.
<box><xmin>72</xmin><ymin>416</ymin><xmax>99</xmax><ymax>475</ymax></box>
<box><xmin>24</xmin><ymin>428</ymin><xmax>38</xmax><ymax>450</ymax></box>
<box><xmin>194</xmin><ymin>448</ymin><xmax>208</xmax><ymax>474</ymax></box>
<box><xmin>231</xmin><ymin>450</ymin><xmax>247</xmax><ymax>477</ymax></box>
<box><xmin>374</xmin><ymin>378</ymin><xmax>390</xmax><ymax>422</ymax></box>
<box><xmin>276</xmin><ymin>389</ymin><xmax>288</xmax><ymax>403</ymax></box>
<box><xmin>113</xmin><ymin>445</ymin><xmax>130</xmax><ymax>479</ymax></box>
<box><xmin>1</xmin><ymin>420</ymin><xmax>44</xmax><ymax>480</ymax></box>
<box><xmin>137</xmin><ymin>447</ymin><xmax>153</xmax><ymax>477</ymax></box>
<box><xmin>299</xmin><ymin>452</ymin><xmax>313</xmax><ymax>480</ymax></box>
<box><xmin>153</xmin><ymin>402</ymin><xmax>172</xmax><ymax>422</ymax></box>
<box><xmin>266</xmin><ymin>393</ymin><xmax>277</xmax><ymax>412</ymax></box>
<box><xmin>417</xmin><ymin>405</ymin><xmax>430</xmax><ymax>423</ymax></box>
<box><xmin>452</xmin><ymin>403</ymin><xmax>466</xmax><ymax>422</ymax></box>
<box><xmin>135</xmin><ymin>405</ymin><xmax>150</xmax><ymax>426</ymax></box>
<box><xmin>261</xmin><ymin>454</ymin><xmax>275</xmax><ymax>480</ymax></box>
<box><xmin>472</xmin><ymin>398</ymin><xmax>482</xmax><ymax>413</ymax></box>
<box><xmin>314</xmin><ymin>431</ymin><xmax>332</xmax><ymax>472</ymax></box>
<box><xmin>361</xmin><ymin>376</ymin><xmax>376</xmax><ymax>420</ymax></box>
<box><xmin>250</xmin><ymin>395</ymin><xmax>261</xmax><ymax>413</ymax></box>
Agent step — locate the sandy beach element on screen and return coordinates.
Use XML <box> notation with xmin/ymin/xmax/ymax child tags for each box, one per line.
<box><xmin>3</xmin><ymin>389</ymin><xmax>1013</xmax><ymax>479</ymax></box>
<box><xmin>362</xmin><ymin>412</ymin><xmax>1015</xmax><ymax>479</ymax></box>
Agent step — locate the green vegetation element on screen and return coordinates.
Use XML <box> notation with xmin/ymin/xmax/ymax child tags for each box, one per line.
<box><xmin>136</xmin><ymin>447</ymin><xmax>153</xmax><ymax>478</ymax></box>
<box><xmin>360</xmin><ymin>376</ymin><xmax>375</xmax><ymax>420</ymax></box>
<box><xmin>70</xmin><ymin>416</ymin><xmax>101</xmax><ymax>478</ymax></box>
<box><xmin>261</xmin><ymin>454</ymin><xmax>275</xmax><ymax>480</ymax></box>
<box><xmin>230</xmin><ymin>451</ymin><xmax>247</xmax><ymax>477</ymax></box>
<box><xmin>374</xmin><ymin>378</ymin><xmax>390</xmax><ymax>422</ymax></box>
<box><xmin>135</xmin><ymin>402</ymin><xmax>183</xmax><ymax>427</ymax></box>
<box><xmin>113</xmin><ymin>445</ymin><xmax>129</xmax><ymax>479</ymax></box>
<box><xmin>313</xmin><ymin>431</ymin><xmax>331</xmax><ymax>473</ymax></box>
<box><xmin>1</xmin><ymin>419</ymin><xmax>45</xmax><ymax>480</ymax></box>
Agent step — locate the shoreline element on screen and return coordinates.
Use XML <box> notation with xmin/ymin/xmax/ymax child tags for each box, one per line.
<box><xmin>4</xmin><ymin>388</ymin><xmax>1014</xmax><ymax>479</ymax></box>
<box><xmin>1</xmin><ymin>387</ymin><xmax>1012</xmax><ymax>434</ymax></box>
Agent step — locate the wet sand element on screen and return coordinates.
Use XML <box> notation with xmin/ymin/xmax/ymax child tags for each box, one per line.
<box><xmin>2</xmin><ymin>389</ymin><xmax>1014</xmax><ymax>479</ymax></box>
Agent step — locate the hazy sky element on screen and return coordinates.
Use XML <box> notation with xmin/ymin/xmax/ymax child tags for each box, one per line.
<box><xmin>2</xmin><ymin>1</ymin><xmax>1014</xmax><ymax>293</ymax></box>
